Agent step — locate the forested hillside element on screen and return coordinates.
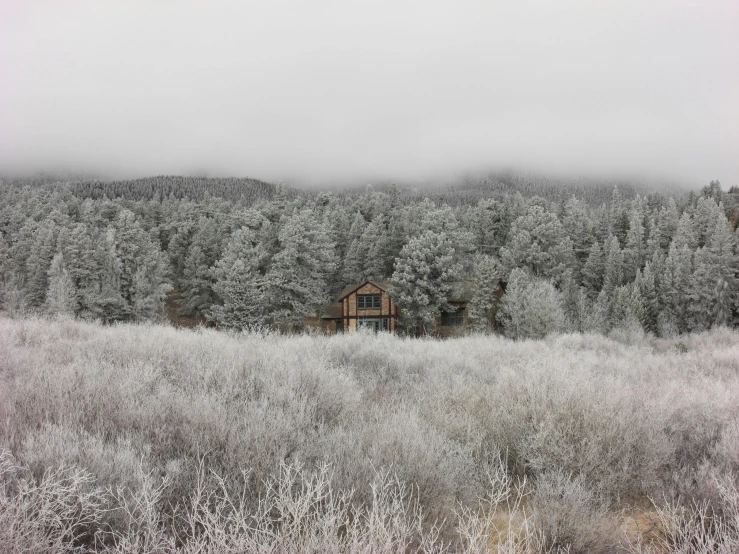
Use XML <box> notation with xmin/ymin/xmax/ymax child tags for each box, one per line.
<box><xmin>1</xmin><ymin>175</ymin><xmax>737</xmax><ymax>336</ymax></box>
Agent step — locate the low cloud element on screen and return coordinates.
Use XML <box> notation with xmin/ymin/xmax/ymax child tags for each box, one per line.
<box><xmin>1</xmin><ymin>1</ymin><xmax>737</xmax><ymax>187</ymax></box>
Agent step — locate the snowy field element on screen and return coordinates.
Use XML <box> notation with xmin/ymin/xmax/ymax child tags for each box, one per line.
<box><xmin>1</xmin><ymin>316</ymin><xmax>738</xmax><ymax>553</ymax></box>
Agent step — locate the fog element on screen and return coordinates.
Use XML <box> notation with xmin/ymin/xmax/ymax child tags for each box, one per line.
<box><xmin>1</xmin><ymin>1</ymin><xmax>737</xmax><ymax>187</ymax></box>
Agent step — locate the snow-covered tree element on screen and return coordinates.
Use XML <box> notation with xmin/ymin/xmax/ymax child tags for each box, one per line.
<box><xmin>263</xmin><ymin>209</ymin><xmax>337</xmax><ymax>331</ymax></box>
<box><xmin>390</xmin><ymin>230</ymin><xmax>461</xmax><ymax>334</ymax></box>
<box><xmin>44</xmin><ymin>252</ymin><xmax>76</xmax><ymax>316</ymax></box>
<box><xmin>211</xmin><ymin>227</ymin><xmax>269</xmax><ymax>329</ymax></box>
<box><xmin>496</xmin><ymin>268</ymin><xmax>566</xmax><ymax>339</ymax></box>
<box><xmin>581</xmin><ymin>241</ymin><xmax>605</xmax><ymax>298</ymax></box>
<box><xmin>499</xmin><ymin>205</ymin><xmax>575</xmax><ymax>284</ymax></box>
<box><xmin>467</xmin><ymin>255</ymin><xmax>502</xmax><ymax>331</ymax></box>
<box><xmin>602</xmin><ymin>235</ymin><xmax>624</xmax><ymax>296</ymax></box>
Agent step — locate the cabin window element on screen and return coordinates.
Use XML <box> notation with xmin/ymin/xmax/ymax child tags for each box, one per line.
<box><xmin>357</xmin><ymin>295</ymin><xmax>381</xmax><ymax>309</ymax></box>
<box><xmin>441</xmin><ymin>307</ymin><xmax>464</xmax><ymax>327</ymax></box>
<box><xmin>357</xmin><ymin>317</ymin><xmax>389</xmax><ymax>332</ymax></box>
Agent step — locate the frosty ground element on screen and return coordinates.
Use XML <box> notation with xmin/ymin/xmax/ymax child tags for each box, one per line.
<box><xmin>1</xmin><ymin>316</ymin><xmax>738</xmax><ymax>553</ymax></box>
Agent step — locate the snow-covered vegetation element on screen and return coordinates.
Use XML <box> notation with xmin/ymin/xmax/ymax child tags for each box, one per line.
<box><xmin>1</xmin><ymin>176</ymin><xmax>737</xmax><ymax>335</ymax></box>
<box><xmin>1</xmin><ymin>316</ymin><xmax>738</xmax><ymax>552</ymax></box>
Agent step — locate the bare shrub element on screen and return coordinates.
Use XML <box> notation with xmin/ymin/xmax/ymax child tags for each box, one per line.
<box><xmin>2</xmin><ymin>316</ymin><xmax>739</xmax><ymax>552</ymax></box>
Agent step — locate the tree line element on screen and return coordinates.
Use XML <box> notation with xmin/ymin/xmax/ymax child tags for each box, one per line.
<box><xmin>0</xmin><ymin>176</ymin><xmax>737</xmax><ymax>338</ymax></box>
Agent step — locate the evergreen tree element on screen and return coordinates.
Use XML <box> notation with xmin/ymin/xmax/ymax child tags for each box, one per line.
<box><xmin>211</xmin><ymin>227</ymin><xmax>269</xmax><ymax>329</ymax></box>
<box><xmin>581</xmin><ymin>240</ymin><xmax>605</xmax><ymax>298</ymax></box>
<box><xmin>636</xmin><ymin>264</ymin><xmax>659</xmax><ymax>334</ymax></box>
<box><xmin>467</xmin><ymin>255</ymin><xmax>502</xmax><ymax>331</ymax></box>
<box><xmin>44</xmin><ymin>252</ymin><xmax>77</xmax><ymax>316</ymax></box>
<box><xmin>623</xmin><ymin>204</ymin><xmax>645</xmax><ymax>282</ymax></box>
<box><xmin>602</xmin><ymin>235</ymin><xmax>624</xmax><ymax>296</ymax></box>
<box><xmin>263</xmin><ymin>209</ymin><xmax>337</xmax><ymax>331</ymax></box>
<box><xmin>342</xmin><ymin>212</ymin><xmax>366</xmax><ymax>284</ymax></box>
<box><xmin>24</xmin><ymin>220</ymin><xmax>57</xmax><ymax>308</ymax></box>
<box><xmin>390</xmin><ymin>230</ymin><xmax>461</xmax><ymax>334</ymax></box>
<box><xmin>499</xmin><ymin>205</ymin><xmax>574</xmax><ymax>283</ymax></box>
<box><xmin>465</xmin><ymin>199</ymin><xmax>510</xmax><ymax>256</ymax></box>
<box><xmin>671</xmin><ymin>212</ymin><xmax>697</xmax><ymax>251</ymax></box>
<box><xmin>661</xmin><ymin>244</ymin><xmax>694</xmax><ymax>333</ymax></box>
<box><xmin>93</xmin><ymin>229</ymin><xmax>128</xmax><ymax>323</ymax></box>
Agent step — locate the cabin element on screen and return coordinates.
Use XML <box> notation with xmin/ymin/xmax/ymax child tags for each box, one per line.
<box><xmin>321</xmin><ymin>281</ymin><xmax>399</xmax><ymax>334</ymax></box>
<box><xmin>320</xmin><ymin>280</ymin><xmax>491</xmax><ymax>336</ymax></box>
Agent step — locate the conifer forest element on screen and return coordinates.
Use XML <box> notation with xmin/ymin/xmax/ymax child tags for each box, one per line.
<box><xmin>1</xmin><ymin>175</ymin><xmax>737</xmax><ymax>337</ymax></box>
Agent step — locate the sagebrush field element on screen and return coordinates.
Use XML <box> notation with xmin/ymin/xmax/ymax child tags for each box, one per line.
<box><xmin>1</xmin><ymin>316</ymin><xmax>738</xmax><ymax>553</ymax></box>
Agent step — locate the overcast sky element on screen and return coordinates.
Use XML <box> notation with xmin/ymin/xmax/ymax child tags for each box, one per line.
<box><xmin>1</xmin><ymin>1</ymin><xmax>737</xmax><ymax>187</ymax></box>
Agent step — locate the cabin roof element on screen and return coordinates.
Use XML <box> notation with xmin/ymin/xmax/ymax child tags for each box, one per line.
<box><xmin>321</xmin><ymin>301</ymin><xmax>343</xmax><ymax>320</ymax></box>
<box><xmin>336</xmin><ymin>280</ymin><xmax>391</xmax><ymax>301</ymax></box>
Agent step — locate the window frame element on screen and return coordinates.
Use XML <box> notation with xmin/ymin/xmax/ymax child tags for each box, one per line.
<box><xmin>440</xmin><ymin>307</ymin><xmax>465</xmax><ymax>327</ymax></box>
<box><xmin>357</xmin><ymin>294</ymin><xmax>382</xmax><ymax>310</ymax></box>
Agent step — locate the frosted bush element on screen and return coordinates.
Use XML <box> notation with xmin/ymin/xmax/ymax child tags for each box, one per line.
<box><xmin>1</xmin><ymin>316</ymin><xmax>738</xmax><ymax>552</ymax></box>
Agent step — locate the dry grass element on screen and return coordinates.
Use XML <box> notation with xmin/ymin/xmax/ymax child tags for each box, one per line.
<box><xmin>1</xmin><ymin>316</ymin><xmax>738</xmax><ymax>553</ymax></box>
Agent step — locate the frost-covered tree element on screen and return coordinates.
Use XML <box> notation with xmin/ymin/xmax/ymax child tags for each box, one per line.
<box><xmin>496</xmin><ymin>268</ymin><xmax>566</xmax><ymax>339</ymax></box>
<box><xmin>661</xmin><ymin>244</ymin><xmax>694</xmax><ymax>333</ymax></box>
<box><xmin>263</xmin><ymin>209</ymin><xmax>337</xmax><ymax>331</ymax></box>
<box><xmin>44</xmin><ymin>252</ymin><xmax>76</xmax><ymax>316</ymax></box>
<box><xmin>623</xmin><ymin>203</ymin><xmax>645</xmax><ymax>282</ymax></box>
<box><xmin>342</xmin><ymin>212</ymin><xmax>366</xmax><ymax>284</ymax></box>
<box><xmin>561</xmin><ymin>196</ymin><xmax>593</xmax><ymax>271</ymax></box>
<box><xmin>211</xmin><ymin>227</ymin><xmax>269</xmax><ymax>329</ymax></box>
<box><xmin>467</xmin><ymin>255</ymin><xmax>502</xmax><ymax>331</ymax></box>
<box><xmin>390</xmin><ymin>230</ymin><xmax>461</xmax><ymax>334</ymax></box>
<box><xmin>179</xmin><ymin>216</ymin><xmax>223</xmax><ymax>316</ymax></box>
<box><xmin>602</xmin><ymin>236</ymin><xmax>624</xmax><ymax>296</ymax></box>
<box><xmin>465</xmin><ymin>199</ymin><xmax>510</xmax><ymax>256</ymax></box>
<box><xmin>24</xmin><ymin>220</ymin><xmax>57</xmax><ymax>308</ymax></box>
<box><xmin>671</xmin><ymin>212</ymin><xmax>697</xmax><ymax>251</ymax></box>
<box><xmin>499</xmin><ymin>205</ymin><xmax>574</xmax><ymax>284</ymax></box>
<box><xmin>581</xmin><ymin>241</ymin><xmax>605</xmax><ymax>298</ymax></box>
<box><xmin>635</xmin><ymin>264</ymin><xmax>659</xmax><ymax>334</ymax></box>
<box><xmin>93</xmin><ymin>229</ymin><xmax>127</xmax><ymax>323</ymax></box>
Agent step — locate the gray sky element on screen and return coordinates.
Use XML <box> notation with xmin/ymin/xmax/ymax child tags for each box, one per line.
<box><xmin>1</xmin><ymin>1</ymin><xmax>737</xmax><ymax>187</ymax></box>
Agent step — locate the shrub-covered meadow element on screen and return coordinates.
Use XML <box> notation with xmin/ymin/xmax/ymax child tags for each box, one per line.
<box><xmin>1</xmin><ymin>316</ymin><xmax>738</xmax><ymax>553</ymax></box>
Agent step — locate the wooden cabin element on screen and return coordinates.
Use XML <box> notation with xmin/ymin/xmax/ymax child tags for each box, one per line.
<box><xmin>320</xmin><ymin>280</ymin><xmax>493</xmax><ymax>335</ymax></box>
<box><xmin>321</xmin><ymin>281</ymin><xmax>399</xmax><ymax>333</ymax></box>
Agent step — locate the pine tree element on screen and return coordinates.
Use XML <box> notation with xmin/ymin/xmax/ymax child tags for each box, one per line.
<box><xmin>179</xmin><ymin>216</ymin><xmax>223</xmax><ymax>316</ymax></box>
<box><xmin>704</xmin><ymin>207</ymin><xmax>738</xmax><ymax>327</ymax></box>
<box><xmin>583</xmin><ymin>289</ymin><xmax>610</xmax><ymax>334</ymax></box>
<box><xmin>24</xmin><ymin>220</ymin><xmax>58</xmax><ymax>308</ymax></box>
<box><xmin>211</xmin><ymin>227</ymin><xmax>269</xmax><ymax>329</ymax></box>
<box><xmin>390</xmin><ymin>230</ymin><xmax>461</xmax><ymax>334</ymax></box>
<box><xmin>263</xmin><ymin>209</ymin><xmax>337</xmax><ymax>331</ymax></box>
<box><xmin>466</xmin><ymin>199</ymin><xmax>510</xmax><ymax>256</ymax></box>
<box><xmin>211</xmin><ymin>260</ymin><xmax>265</xmax><ymax>329</ymax></box>
<box><xmin>671</xmin><ymin>212</ymin><xmax>697</xmax><ymax>251</ymax></box>
<box><xmin>636</xmin><ymin>264</ymin><xmax>659</xmax><ymax>334</ymax></box>
<box><xmin>581</xmin><ymin>240</ymin><xmax>605</xmax><ymax>298</ymax></box>
<box><xmin>602</xmin><ymin>235</ymin><xmax>624</xmax><ymax>296</ymax></box>
<box><xmin>661</xmin><ymin>244</ymin><xmax>694</xmax><ymax>333</ymax></box>
<box><xmin>623</xmin><ymin>204</ymin><xmax>645</xmax><ymax>282</ymax></box>
<box><xmin>94</xmin><ymin>229</ymin><xmax>128</xmax><ymax>323</ymax></box>
<box><xmin>44</xmin><ymin>252</ymin><xmax>77</xmax><ymax>316</ymax></box>
<box><xmin>342</xmin><ymin>212</ymin><xmax>366</xmax><ymax>284</ymax></box>
<box><xmin>499</xmin><ymin>205</ymin><xmax>575</xmax><ymax>284</ymax></box>
<box><xmin>467</xmin><ymin>255</ymin><xmax>502</xmax><ymax>331</ymax></box>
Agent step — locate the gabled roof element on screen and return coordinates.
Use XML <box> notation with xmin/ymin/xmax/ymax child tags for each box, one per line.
<box><xmin>336</xmin><ymin>280</ymin><xmax>391</xmax><ymax>301</ymax></box>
